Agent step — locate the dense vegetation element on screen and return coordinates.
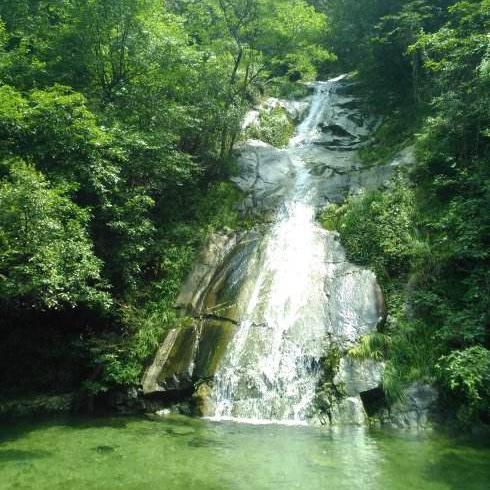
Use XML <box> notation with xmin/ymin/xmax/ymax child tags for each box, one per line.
<box><xmin>320</xmin><ymin>0</ymin><xmax>489</xmax><ymax>424</ymax></box>
<box><xmin>1</xmin><ymin>0</ymin><xmax>488</xmax><ymax>426</ymax></box>
<box><xmin>0</xmin><ymin>0</ymin><xmax>330</xmax><ymax>403</ymax></box>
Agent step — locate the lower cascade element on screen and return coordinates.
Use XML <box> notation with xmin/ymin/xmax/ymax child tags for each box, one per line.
<box><xmin>143</xmin><ymin>76</ymin><xmax>422</xmax><ymax>426</ymax></box>
<box><xmin>211</xmin><ymin>192</ymin><xmax>331</xmax><ymax>422</ymax></box>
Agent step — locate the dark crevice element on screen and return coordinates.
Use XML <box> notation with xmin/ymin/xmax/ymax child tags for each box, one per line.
<box><xmin>360</xmin><ymin>387</ymin><xmax>387</xmax><ymax>417</ymax></box>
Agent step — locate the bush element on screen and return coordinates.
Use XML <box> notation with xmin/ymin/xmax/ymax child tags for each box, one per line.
<box><xmin>323</xmin><ymin>176</ymin><xmax>416</xmax><ymax>280</ymax></box>
<box><xmin>246</xmin><ymin>107</ymin><xmax>295</xmax><ymax>148</ymax></box>
<box><xmin>439</xmin><ymin>347</ymin><xmax>490</xmax><ymax>423</ymax></box>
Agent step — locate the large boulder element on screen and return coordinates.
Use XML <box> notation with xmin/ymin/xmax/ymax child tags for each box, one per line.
<box><xmin>378</xmin><ymin>383</ymin><xmax>439</xmax><ymax>429</ymax></box>
<box><xmin>334</xmin><ymin>358</ymin><xmax>384</xmax><ymax>397</ymax></box>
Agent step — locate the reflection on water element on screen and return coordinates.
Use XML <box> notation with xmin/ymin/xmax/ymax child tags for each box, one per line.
<box><xmin>0</xmin><ymin>415</ymin><xmax>489</xmax><ymax>490</ymax></box>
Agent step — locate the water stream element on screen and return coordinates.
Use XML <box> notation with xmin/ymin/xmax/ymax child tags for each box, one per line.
<box><xmin>210</xmin><ymin>78</ymin><xmax>376</xmax><ymax>423</ymax></box>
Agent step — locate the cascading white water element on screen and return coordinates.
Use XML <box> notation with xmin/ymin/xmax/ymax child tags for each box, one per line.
<box><xmin>209</xmin><ymin>80</ymin><xmax>344</xmax><ymax>424</ymax></box>
<box><xmin>291</xmin><ymin>81</ymin><xmax>334</xmax><ymax>146</ymax></box>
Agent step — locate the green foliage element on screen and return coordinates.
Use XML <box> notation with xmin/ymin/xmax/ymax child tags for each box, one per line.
<box><xmin>439</xmin><ymin>347</ymin><xmax>490</xmax><ymax>422</ymax></box>
<box><xmin>267</xmin><ymin>80</ymin><xmax>311</xmax><ymax>99</ymax></box>
<box><xmin>0</xmin><ymin>162</ymin><xmax>109</xmax><ymax>310</ymax></box>
<box><xmin>349</xmin><ymin>333</ymin><xmax>392</xmax><ymax>362</ymax></box>
<box><xmin>259</xmin><ymin>0</ymin><xmax>334</xmax><ymax>79</ymax></box>
<box><xmin>320</xmin><ymin>0</ymin><xmax>454</xmax><ymax>108</ymax></box>
<box><xmin>325</xmin><ymin>177</ymin><xmax>416</xmax><ymax>280</ymax></box>
<box><xmin>246</xmin><ymin>107</ymin><xmax>295</xmax><ymax>148</ymax></box>
<box><xmin>196</xmin><ymin>182</ymin><xmax>243</xmax><ymax>232</ymax></box>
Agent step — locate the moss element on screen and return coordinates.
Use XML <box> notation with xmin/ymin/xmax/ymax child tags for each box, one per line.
<box><xmin>245</xmin><ymin>107</ymin><xmax>295</xmax><ymax>148</ymax></box>
<box><xmin>194</xmin><ymin>320</ymin><xmax>236</xmax><ymax>379</ymax></box>
<box><xmin>319</xmin><ymin>203</ymin><xmax>345</xmax><ymax>231</ymax></box>
<box><xmin>313</xmin><ymin>346</ymin><xmax>345</xmax><ymax>421</ymax></box>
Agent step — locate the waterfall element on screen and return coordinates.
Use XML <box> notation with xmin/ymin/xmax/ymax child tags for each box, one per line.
<box><xmin>209</xmin><ymin>80</ymin><xmax>345</xmax><ymax>424</ymax></box>
<box><xmin>142</xmin><ymin>75</ymin><xmax>392</xmax><ymax>425</ymax></box>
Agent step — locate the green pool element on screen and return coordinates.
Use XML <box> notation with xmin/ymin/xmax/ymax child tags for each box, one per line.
<box><xmin>0</xmin><ymin>415</ymin><xmax>489</xmax><ymax>489</ymax></box>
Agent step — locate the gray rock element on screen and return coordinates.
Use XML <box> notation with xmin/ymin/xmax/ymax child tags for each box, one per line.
<box><xmin>241</xmin><ymin>109</ymin><xmax>260</xmax><ymax>130</ymax></box>
<box><xmin>378</xmin><ymin>383</ymin><xmax>439</xmax><ymax>429</ymax></box>
<box><xmin>142</xmin><ymin>328</ymin><xmax>183</xmax><ymax>394</ymax></box>
<box><xmin>331</xmin><ymin>396</ymin><xmax>367</xmax><ymax>426</ymax></box>
<box><xmin>232</xmin><ymin>140</ymin><xmax>297</xmax><ymax>211</ymax></box>
<box><xmin>334</xmin><ymin>358</ymin><xmax>384</xmax><ymax>397</ymax></box>
<box><xmin>322</xmin><ymin>233</ymin><xmax>386</xmax><ymax>348</ymax></box>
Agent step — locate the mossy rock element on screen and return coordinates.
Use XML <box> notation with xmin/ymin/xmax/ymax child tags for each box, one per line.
<box><xmin>0</xmin><ymin>394</ymin><xmax>75</xmax><ymax>420</ymax></box>
<box><xmin>145</xmin><ymin>319</ymin><xmax>236</xmax><ymax>395</ymax></box>
<box><xmin>194</xmin><ymin>320</ymin><xmax>236</xmax><ymax>379</ymax></box>
<box><xmin>192</xmin><ymin>382</ymin><xmax>215</xmax><ymax>417</ymax></box>
<box><xmin>157</xmin><ymin>326</ymin><xmax>198</xmax><ymax>388</ymax></box>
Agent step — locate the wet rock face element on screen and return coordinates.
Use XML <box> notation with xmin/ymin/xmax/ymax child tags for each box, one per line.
<box><xmin>376</xmin><ymin>383</ymin><xmax>439</xmax><ymax>429</ymax></box>
<box><xmin>176</xmin><ymin>232</ymin><xmax>245</xmax><ymax>315</ymax></box>
<box><xmin>141</xmin><ymin>320</ymin><xmax>236</xmax><ymax>397</ymax></box>
<box><xmin>232</xmin><ymin>140</ymin><xmax>298</xmax><ymax>212</ymax></box>
<box><xmin>143</xmin><ymin>230</ymin><xmax>259</xmax><ymax>402</ymax></box>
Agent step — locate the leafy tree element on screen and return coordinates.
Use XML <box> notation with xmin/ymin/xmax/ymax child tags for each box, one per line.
<box><xmin>0</xmin><ymin>161</ymin><xmax>109</xmax><ymax>310</ymax></box>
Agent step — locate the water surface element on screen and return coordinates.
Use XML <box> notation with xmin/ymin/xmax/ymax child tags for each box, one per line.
<box><xmin>0</xmin><ymin>415</ymin><xmax>489</xmax><ymax>489</ymax></box>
